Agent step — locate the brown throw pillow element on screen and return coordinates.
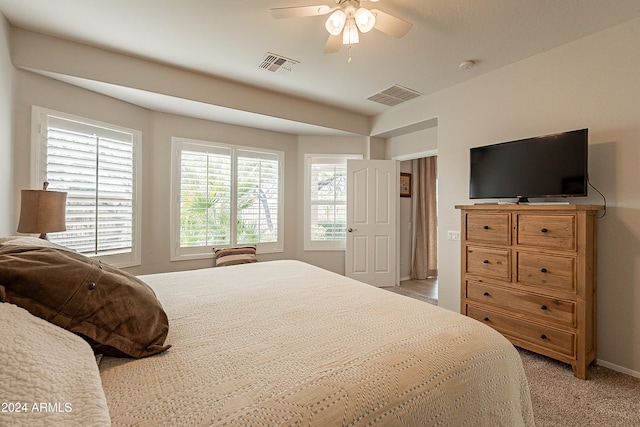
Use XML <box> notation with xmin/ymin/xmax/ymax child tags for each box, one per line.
<box><xmin>214</xmin><ymin>246</ymin><xmax>258</xmax><ymax>267</ymax></box>
<box><xmin>0</xmin><ymin>245</ymin><xmax>170</xmax><ymax>358</ymax></box>
<box><xmin>0</xmin><ymin>235</ymin><xmax>73</xmax><ymax>250</ymax></box>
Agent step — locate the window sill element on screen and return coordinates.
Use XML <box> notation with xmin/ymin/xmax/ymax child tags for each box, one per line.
<box><xmin>303</xmin><ymin>246</ymin><xmax>346</xmax><ymax>252</ymax></box>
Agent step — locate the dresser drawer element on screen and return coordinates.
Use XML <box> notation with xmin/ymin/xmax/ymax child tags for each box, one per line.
<box><xmin>465</xmin><ymin>213</ymin><xmax>511</xmax><ymax>245</ymax></box>
<box><xmin>466</xmin><ymin>281</ymin><xmax>576</xmax><ymax>327</ymax></box>
<box><xmin>467</xmin><ymin>305</ymin><xmax>576</xmax><ymax>358</ymax></box>
<box><xmin>517</xmin><ymin>214</ymin><xmax>576</xmax><ymax>250</ymax></box>
<box><xmin>516</xmin><ymin>252</ymin><xmax>576</xmax><ymax>292</ymax></box>
<box><xmin>465</xmin><ymin>246</ymin><xmax>511</xmax><ymax>281</ymax></box>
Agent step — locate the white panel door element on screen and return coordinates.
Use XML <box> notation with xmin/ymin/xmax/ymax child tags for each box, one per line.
<box><xmin>346</xmin><ymin>160</ymin><xmax>398</xmax><ymax>287</ymax></box>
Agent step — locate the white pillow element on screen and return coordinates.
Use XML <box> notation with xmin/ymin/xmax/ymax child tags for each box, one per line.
<box><xmin>0</xmin><ymin>303</ymin><xmax>111</xmax><ymax>426</ymax></box>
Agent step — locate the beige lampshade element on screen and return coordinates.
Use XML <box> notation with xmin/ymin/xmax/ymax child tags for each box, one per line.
<box><xmin>17</xmin><ymin>189</ymin><xmax>67</xmax><ymax>235</ymax></box>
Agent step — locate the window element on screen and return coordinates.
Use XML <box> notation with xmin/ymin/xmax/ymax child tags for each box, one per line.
<box><xmin>31</xmin><ymin>107</ymin><xmax>142</xmax><ymax>267</ymax></box>
<box><xmin>304</xmin><ymin>154</ymin><xmax>362</xmax><ymax>251</ymax></box>
<box><xmin>171</xmin><ymin>138</ymin><xmax>283</xmax><ymax>260</ymax></box>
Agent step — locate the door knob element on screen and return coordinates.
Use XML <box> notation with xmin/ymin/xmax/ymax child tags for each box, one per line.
<box><xmin>348</xmin><ymin>228</ymin><xmax>357</xmax><ymax>232</ymax></box>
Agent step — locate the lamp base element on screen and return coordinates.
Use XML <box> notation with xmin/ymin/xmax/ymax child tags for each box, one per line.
<box><xmin>38</xmin><ymin>233</ymin><xmax>49</xmax><ymax>240</ymax></box>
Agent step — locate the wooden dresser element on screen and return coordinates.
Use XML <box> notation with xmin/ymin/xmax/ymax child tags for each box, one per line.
<box><xmin>456</xmin><ymin>204</ymin><xmax>603</xmax><ymax>379</ymax></box>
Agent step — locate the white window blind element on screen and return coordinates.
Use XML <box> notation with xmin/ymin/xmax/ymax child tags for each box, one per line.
<box><xmin>172</xmin><ymin>138</ymin><xmax>283</xmax><ymax>260</ymax></box>
<box><xmin>32</xmin><ymin>107</ymin><xmax>141</xmax><ymax>267</ymax></box>
<box><xmin>304</xmin><ymin>154</ymin><xmax>362</xmax><ymax>251</ymax></box>
<box><xmin>179</xmin><ymin>147</ymin><xmax>232</xmax><ymax>248</ymax></box>
<box><xmin>236</xmin><ymin>150</ymin><xmax>279</xmax><ymax>245</ymax></box>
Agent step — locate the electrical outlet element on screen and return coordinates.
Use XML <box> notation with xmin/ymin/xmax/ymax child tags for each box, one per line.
<box><xmin>447</xmin><ymin>231</ymin><xmax>461</xmax><ymax>241</ymax></box>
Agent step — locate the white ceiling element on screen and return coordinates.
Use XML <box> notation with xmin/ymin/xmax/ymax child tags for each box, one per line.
<box><xmin>1</xmin><ymin>0</ymin><xmax>639</xmax><ymax>134</ymax></box>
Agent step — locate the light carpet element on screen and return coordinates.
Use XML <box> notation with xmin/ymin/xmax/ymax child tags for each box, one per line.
<box><xmin>518</xmin><ymin>347</ymin><xmax>640</xmax><ymax>426</ymax></box>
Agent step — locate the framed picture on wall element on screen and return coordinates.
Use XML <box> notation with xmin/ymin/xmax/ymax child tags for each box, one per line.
<box><xmin>400</xmin><ymin>173</ymin><xmax>411</xmax><ymax>197</ymax></box>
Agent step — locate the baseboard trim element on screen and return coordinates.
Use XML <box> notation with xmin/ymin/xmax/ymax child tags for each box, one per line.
<box><xmin>399</xmin><ymin>276</ymin><xmax>411</xmax><ymax>282</ymax></box>
<box><xmin>596</xmin><ymin>358</ymin><xmax>640</xmax><ymax>379</ymax></box>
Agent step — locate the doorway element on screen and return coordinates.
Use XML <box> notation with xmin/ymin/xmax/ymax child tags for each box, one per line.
<box><xmin>398</xmin><ymin>155</ymin><xmax>438</xmax><ymax>301</ymax></box>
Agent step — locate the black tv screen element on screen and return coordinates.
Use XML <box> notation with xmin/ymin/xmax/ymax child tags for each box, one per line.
<box><xmin>469</xmin><ymin>129</ymin><xmax>588</xmax><ymax>202</ymax></box>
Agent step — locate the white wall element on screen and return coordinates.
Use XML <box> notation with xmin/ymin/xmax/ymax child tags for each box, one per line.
<box><xmin>137</xmin><ymin>112</ymin><xmax>299</xmax><ymax>275</ymax></box>
<box><xmin>12</xmin><ymin>70</ymin><xmax>300</xmax><ymax>275</ymax></box>
<box><xmin>10</xmin><ymin>70</ymin><xmax>367</xmax><ymax>277</ymax></box>
<box><xmin>7</xmin><ymin>27</ymin><xmax>372</xmax><ymax>276</ymax></box>
<box><xmin>386</xmin><ymin>127</ymin><xmax>438</xmax><ymax>160</ymax></box>
<box><xmin>0</xmin><ymin>14</ymin><xmax>13</xmax><ymax>235</ymax></box>
<box><xmin>373</xmin><ymin>18</ymin><xmax>640</xmax><ymax>376</ymax></box>
<box><xmin>10</xmin><ymin>28</ymin><xmax>370</xmax><ymax>136</ymax></box>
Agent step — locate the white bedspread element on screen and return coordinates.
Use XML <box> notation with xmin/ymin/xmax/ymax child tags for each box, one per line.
<box><xmin>0</xmin><ymin>303</ymin><xmax>111</xmax><ymax>427</ymax></box>
<box><xmin>100</xmin><ymin>260</ymin><xmax>534</xmax><ymax>426</ymax></box>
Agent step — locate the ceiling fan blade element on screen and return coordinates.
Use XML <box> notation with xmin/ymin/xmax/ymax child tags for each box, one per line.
<box><xmin>270</xmin><ymin>5</ymin><xmax>333</xmax><ymax>19</ymax></box>
<box><xmin>370</xmin><ymin>9</ymin><xmax>413</xmax><ymax>38</ymax></box>
<box><xmin>323</xmin><ymin>34</ymin><xmax>342</xmax><ymax>53</ymax></box>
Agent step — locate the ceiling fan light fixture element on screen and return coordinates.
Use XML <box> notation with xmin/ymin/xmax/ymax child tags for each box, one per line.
<box><xmin>354</xmin><ymin>8</ymin><xmax>375</xmax><ymax>33</ymax></box>
<box><xmin>325</xmin><ymin>10</ymin><xmax>346</xmax><ymax>36</ymax></box>
<box><xmin>342</xmin><ymin>19</ymin><xmax>360</xmax><ymax>44</ymax></box>
<box><xmin>271</xmin><ymin>0</ymin><xmax>412</xmax><ymax>56</ymax></box>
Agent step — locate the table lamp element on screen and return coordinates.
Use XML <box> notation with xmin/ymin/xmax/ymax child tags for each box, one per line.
<box><xmin>17</xmin><ymin>182</ymin><xmax>67</xmax><ymax>240</ymax></box>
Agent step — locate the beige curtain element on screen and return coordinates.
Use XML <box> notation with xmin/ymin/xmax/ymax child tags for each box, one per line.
<box><xmin>410</xmin><ymin>156</ymin><xmax>438</xmax><ymax>279</ymax></box>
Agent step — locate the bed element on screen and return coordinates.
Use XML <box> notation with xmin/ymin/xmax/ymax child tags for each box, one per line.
<box><xmin>0</xmin><ymin>238</ymin><xmax>534</xmax><ymax>426</ymax></box>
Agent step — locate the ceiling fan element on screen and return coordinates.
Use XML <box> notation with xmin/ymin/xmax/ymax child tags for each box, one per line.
<box><xmin>270</xmin><ymin>0</ymin><xmax>412</xmax><ymax>55</ymax></box>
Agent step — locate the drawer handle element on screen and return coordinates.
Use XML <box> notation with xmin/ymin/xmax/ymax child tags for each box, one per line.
<box><xmin>483</xmin><ymin>260</ymin><xmax>489</xmax><ymax>264</ymax></box>
<box><xmin>483</xmin><ymin>292</ymin><xmax>490</xmax><ymax>297</ymax></box>
<box><xmin>540</xmin><ymin>268</ymin><xmax>548</xmax><ymax>273</ymax></box>
<box><xmin>541</xmin><ymin>228</ymin><xmax>548</xmax><ymax>233</ymax></box>
<box><xmin>540</xmin><ymin>305</ymin><xmax>548</xmax><ymax>310</ymax></box>
<box><xmin>540</xmin><ymin>334</ymin><xmax>547</xmax><ymax>340</ymax></box>
<box><xmin>483</xmin><ymin>225</ymin><xmax>489</xmax><ymax>230</ymax></box>
<box><xmin>483</xmin><ymin>317</ymin><xmax>489</xmax><ymax>322</ymax></box>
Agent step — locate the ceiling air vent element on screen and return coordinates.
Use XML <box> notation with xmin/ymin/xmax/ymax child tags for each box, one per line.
<box><xmin>367</xmin><ymin>84</ymin><xmax>423</xmax><ymax>106</ymax></box>
<box><xmin>259</xmin><ymin>53</ymin><xmax>299</xmax><ymax>74</ymax></box>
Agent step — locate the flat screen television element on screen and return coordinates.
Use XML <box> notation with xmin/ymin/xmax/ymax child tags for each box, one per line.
<box><xmin>469</xmin><ymin>129</ymin><xmax>588</xmax><ymax>203</ymax></box>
